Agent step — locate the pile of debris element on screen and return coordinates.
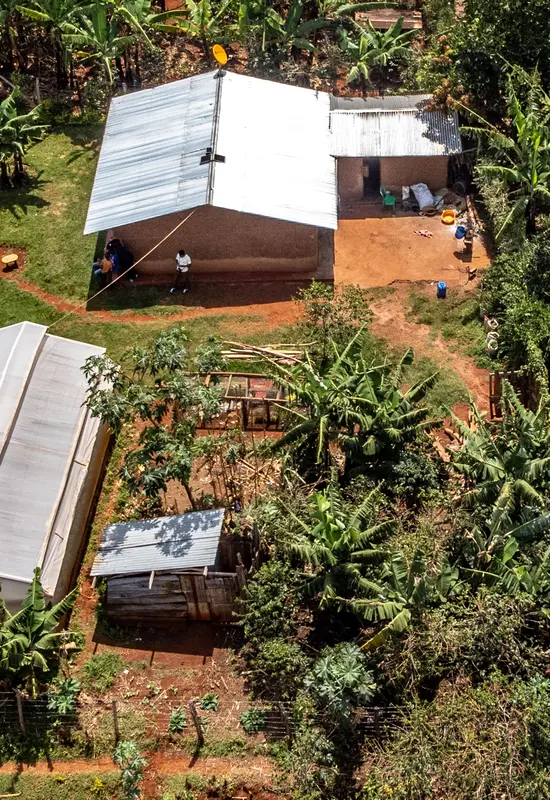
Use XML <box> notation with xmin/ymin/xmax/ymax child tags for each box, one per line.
<box><xmin>402</xmin><ymin>183</ymin><xmax>468</xmax><ymax>216</ymax></box>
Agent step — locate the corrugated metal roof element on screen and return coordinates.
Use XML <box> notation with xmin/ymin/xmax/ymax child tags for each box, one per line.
<box><xmin>90</xmin><ymin>509</ymin><xmax>225</xmax><ymax>577</ymax></box>
<box><xmin>84</xmin><ymin>71</ymin><xmax>338</xmax><ymax>234</ymax></box>
<box><xmin>330</xmin><ymin>95</ymin><xmax>432</xmax><ymax>111</ymax></box>
<box><xmin>84</xmin><ymin>72</ymin><xmax>216</xmax><ymax>234</ymax></box>
<box><xmin>329</xmin><ymin>101</ymin><xmax>462</xmax><ymax>158</ymax></box>
<box><xmin>212</xmin><ymin>73</ymin><xmax>337</xmax><ymax>229</ymax></box>
<box><xmin>0</xmin><ymin>322</ymin><xmax>105</xmax><ymax>596</ymax></box>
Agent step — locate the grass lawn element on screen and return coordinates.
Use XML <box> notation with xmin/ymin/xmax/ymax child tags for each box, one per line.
<box><xmin>0</xmin><ymin>772</ymin><xmax>122</xmax><ymax>798</ymax></box>
<box><xmin>0</xmin><ymin>126</ymin><xmax>102</xmax><ymax>303</ymax></box>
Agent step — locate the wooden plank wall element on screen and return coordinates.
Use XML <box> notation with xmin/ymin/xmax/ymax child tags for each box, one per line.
<box><xmin>106</xmin><ymin>571</ymin><xmax>240</xmax><ymax>624</ymax></box>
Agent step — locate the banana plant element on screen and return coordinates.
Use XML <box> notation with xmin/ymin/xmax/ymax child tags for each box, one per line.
<box><xmin>460</xmin><ymin>75</ymin><xmax>550</xmax><ymax>238</ymax></box>
<box><xmin>450</xmin><ymin>382</ymin><xmax>550</xmax><ymax>533</ymax></box>
<box><xmin>0</xmin><ymin>568</ymin><xmax>78</xmax><ymax>696</ymax></box>
<box><xmin>347</xmin><ymin>550</ymin><xmax>463</xmax><ymax>650</ymax></box>
<box><xmin>64</xmin><ymin>0</ymin><xmax>135</xmax><ymax>85</ymax></box>
<box><xmin>339</xmin><ymin>16</ymin><xmax>416</xmax><ymax>94</ymax></box>
<box><xmin>284</xmin><ymin>479</ymin><xmax>394</xmax><ymax>608</ymax></box>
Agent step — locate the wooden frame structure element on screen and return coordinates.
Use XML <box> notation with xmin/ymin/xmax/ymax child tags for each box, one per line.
<box><xmin>200</xmin><ymin>372</ymin><xmax>288</xmax><ymax>430</ymax></box>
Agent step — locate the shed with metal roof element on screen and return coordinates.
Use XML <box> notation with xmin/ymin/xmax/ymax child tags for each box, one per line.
<box><xmin>91</xmin><ymin>510</ymin><xmax>253</xmax><ymax>624</ymax></box>
<box><xmin>0</xmin><ymin>322</ymin><xmax>109</xmax><ymax>611</ymax></box>
<box><xmin>330</xmin><ymin>95</ymin><xmax>462</xmax><ymax>200</ymax></box>
<box><xmin>84</xmin><ymin>70</ymin><xmax>337</xmax><ymax>282</ymax></box>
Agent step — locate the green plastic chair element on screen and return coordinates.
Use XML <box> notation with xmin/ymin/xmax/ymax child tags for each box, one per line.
<box><xmin>380</xmin><ymin>186</ymin><xmax>396</xmax><ymax>214</ymax></box>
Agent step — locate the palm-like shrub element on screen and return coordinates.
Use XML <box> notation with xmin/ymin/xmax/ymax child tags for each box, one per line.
<box><xmin>462</xmin><ymin>76</ymin><xmax>550</xmax><ymax>238</ymax></box>
<box><xmin>451</xmin><ymin>383</ymin><xmax>550</xmax><ymax>533</ymax></box>
<box><xmin>273</xmin><ymin>331</ymin><xmax>437</xmax><ymax>479</ymax></box>
<box><xmin>0</xmin><ymin>568</ymin><xmax>77</xmax><ymax>695</ymax></box>
<box><xmin>349</xmin><ymin>550</ymin><xmax>462</xmax><ymax>649</ymax></box>
<box><xmin>286</xmin><ymin>480</ymin><xmax>394</xmax><ymax>608</ymax></box>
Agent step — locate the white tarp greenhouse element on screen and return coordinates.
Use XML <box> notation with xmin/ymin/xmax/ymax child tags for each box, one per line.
<box><xmin>0</xmin><ymin>322</ymin><xmax>109</xmax><ymax>610</ymax></box>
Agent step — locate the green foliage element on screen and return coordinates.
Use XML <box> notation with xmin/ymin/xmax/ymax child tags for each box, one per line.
<box><xmin>285</xmin><ymin>480</ymin><xmax>393</xmax><ymax>608</ymax></box>
<box><xmin>240</xmin><ymin>560</ymin><xmax>302</xmax><ymax>648</ymax></box>
<box><xmin>350</xmin><ymin>550</ymin><xmax>463</xmax><ymax>649</ymax></box>
<box><xmin>199</xmin><ymin>692</ymin><xmax>219</xmax><ymax>711</ymax></box>
<box><xmin>481</xmin><ymin>239</ymin><xmax>550</xmax><ymax>386</ymax></box>
<box><xmin>388</xmin><ymin>448</ymin><xmax>443</xmax><ymax>506</ymax></box>
<box><xmin>84</xmin><ymin>327</ymin><xmax>225</xmax><ymax>505</ymax></box>
<box><xmin>248</xmin><ymin>638</ymin><xmax>309</xmax><ymax>699</ymax></box>
<box><xmin>273</xmin><ymin>331</ymin><xmax>437</xmax><ymax>480</ymax></box>
<box><xmin>463</xmin><ymin>73</ymin><xmax>550</xmax><ymax>239</ymax></box>
<box><xmin>0</xmin><ymin>567</ymin><xmax>78</xmax><ymax>695</ymax></box>
<box><xmin>0</xmin><ymin>89</ymin><xmax>47</xmax><ymax>184</ymax></box>
<box><xmin>450</xmin><ymin>385</ymin><xmax>550</xmax><ymax>532</ymax></box>
<box><xmin>305</xmin><ymin>642</ymin><xmax>376</xmax><ymax>723</ymax></box>
<box><xmin>168</xmin><ymin>707</ymin><xmax>188</xmax><ymax>734</ymax></box>
<box><xmin>47</xmin><ymin>678</ymin><xmax>81</xmax><ymax>716</ymax></box>
<box><xmin>240</xmin><ymin>707</ymin><xmax>267</xmax><ymax>734</ymax></box>
<box><xmin>113</xmin><ymin>740</ymin><xmax>147</xmax><ymax>800</ymax></box>
<box><xmin>380</xmin><ymin>593</ymin><xmax>548</xmax><ymax>694</ymax></box>
<box><xmin>81</xmin><ymin>652</ymin><xmax>124</xmax><ymax>693</ymax></box>
<box><xmin>362</xmin><ymin>676</ymin><xmax>550</xmax><ymax>799</ymax></box>
<box><xmin>276</xmin><ymin>717</ymin><xmax>338</xmax><ymax>800</ymax></box>
<box><xmin>340</xmin><ymin>17</ymin><xmax>416</xmax><ymax>92</ymax></box>
<box><xmin>0</xmin><ymin>772</ymin><xmax>122</xmax><ymax>799</ymax></box>
<box><xmin>294</xmin><ymin>281</ymin><xmax>373</xmax><ymax>368</ymax></box>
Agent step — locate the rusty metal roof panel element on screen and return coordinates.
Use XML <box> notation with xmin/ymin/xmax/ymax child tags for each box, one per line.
<box><xmin>329</xmin><ymin>100</ymin><xmax>462</xmax><ymax>157</ymax></box>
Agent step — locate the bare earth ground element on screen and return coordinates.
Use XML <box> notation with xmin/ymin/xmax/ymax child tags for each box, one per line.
<box><xmin>369</xmin><ymin>283</ymin><xmax>490</xmax><ymax>412</ymax></box>
<box><xmin>334</xmin><ymin>207</ymin><xmax>491</xmax><ymax>288</ymax></box>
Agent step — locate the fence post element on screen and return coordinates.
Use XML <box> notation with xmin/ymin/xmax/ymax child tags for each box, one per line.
<box><xmin>14</xmin><ymin>690</ymin><xmax>25</xmax><ymax>734</ymax></box>
<box><xmin>279</xmin><ymin>702</ymin><xmax>291</xmax><ymax>739</ymax></box>
<box><xmin>189</xmin><ymin>699</ymin><xmax>204</xmax><ymax>747</ymax></box>
<box><xmin>112</xmin><ymin>699</ymin><xmax>120</xmax><ymax>745</ymax></box>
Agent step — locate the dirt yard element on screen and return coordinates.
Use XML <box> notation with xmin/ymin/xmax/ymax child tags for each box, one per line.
<box><xmin>334</xmin><ymin>207</ymin><xmax>491</xmax><ymax>287</ymax></box>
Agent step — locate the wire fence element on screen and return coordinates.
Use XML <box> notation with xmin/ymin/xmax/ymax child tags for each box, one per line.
<box><xmin>0</xmin><ymin>691</ymin><xmax>402</xmax><ymax>740</ymax></box>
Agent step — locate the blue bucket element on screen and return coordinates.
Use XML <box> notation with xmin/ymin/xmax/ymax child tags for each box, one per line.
<box><xmin>437</xmin><ymin>281</ymin><xmax>447</xmax><ymax>299</ymax></box>
<box><xmin>455</xmin><ymin>225</ymin><xmax>466</xmax><ymax>240</ymax></box>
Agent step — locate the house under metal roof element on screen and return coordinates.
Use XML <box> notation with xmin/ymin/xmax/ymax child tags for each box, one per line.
<box><xmin>90</xmin><ymin>509</ymin><xmax>226</xmax><ymax>577</ymax></box>
<box><xmin>0</xmin><ymin>322</ymin><xmax>108</xmax><ymax>610</ymax></box>
<box><xmin>329</xmin><ymin>95</ymin><xmax>462</xmax><ymax>158</ymax></box>
<box><xmin>84</xmin><ymin>71</ymin><xmax>338</xmax><ymax>234</ymax></box>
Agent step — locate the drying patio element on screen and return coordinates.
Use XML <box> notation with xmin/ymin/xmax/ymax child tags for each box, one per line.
<box><xmin>334</xmin><ymin>204</ymin><xmax>492</xmax><ymax>288</ymax></box>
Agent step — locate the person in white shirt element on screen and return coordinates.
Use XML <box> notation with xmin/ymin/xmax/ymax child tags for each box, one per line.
<box><xmin>170</xmin><ymin>249</ymin><xmax>191</xmax><ymax>293</ymax></box>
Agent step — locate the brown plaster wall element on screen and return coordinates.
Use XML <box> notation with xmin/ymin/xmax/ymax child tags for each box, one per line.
<box><xmin>114</xmin><ymin>206</ymin><xmax>319</xmax><ymax>275</ymax></box>
<box><xmin>337</xmin><ymin>157</ymin><xmax>364</xmax><ymax>204</ymax></box>
<box><xmin>380</xmin><ymin>156</ymin><xmax>449</xmax><ymax>193</ymax></box>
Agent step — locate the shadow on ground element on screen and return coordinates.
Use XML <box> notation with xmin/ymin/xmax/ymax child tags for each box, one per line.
<box><xmin>92</xmin><ymin>621</ymin><xmax>240</xmax><ymax>666</ymax></box>
<box><xmin>86</xmin><ymin>277</ymin><xmax>310</xmax><ymax>312</ymax></box>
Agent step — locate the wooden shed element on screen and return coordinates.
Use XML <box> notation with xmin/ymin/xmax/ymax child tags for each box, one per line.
<box><xmin>90</xmin><ymin>510</ymin><xmax>249</xmax><ymax>625</ymax></box>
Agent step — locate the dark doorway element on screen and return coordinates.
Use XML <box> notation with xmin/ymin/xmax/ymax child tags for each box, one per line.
<box><xmin>363</xmin><ymin>157</ymin><xmax>380</xmax><ymax>200</ymax></box>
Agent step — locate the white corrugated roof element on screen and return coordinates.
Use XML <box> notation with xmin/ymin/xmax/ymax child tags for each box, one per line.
<box><xmin>90</xmin><ymin>510</ymin><xmax>225</xmax><ymax>577</ymax></box>
<box><xmin>84</xmin><ymin>71</ymin><xmax>338</xmax><ymax>233</ymax></box>
<box><xmin>0</xmin><ymin>322</ymin><xmax>105</xmax><ymax>598</ymax></box>
<box><xmin>329</xmin><ymin>97</ymin><xmax>462</xmax><ymax>157</ymax></box>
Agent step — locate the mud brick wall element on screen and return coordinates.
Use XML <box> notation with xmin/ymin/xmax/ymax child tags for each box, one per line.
<box><xmin>114</xmin><ymin>205</ymin><xmax>319</xmax><ymax>276</ymax></box>
<box><xmin>380</xmin><ymin>156</ymin><xmax>449</xmax><ymax>193</ymax></box>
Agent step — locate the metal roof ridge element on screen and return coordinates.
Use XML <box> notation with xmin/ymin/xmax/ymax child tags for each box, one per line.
<box><xmin>0</xmin><ymin>321</ymin><xmax>47</xmax><ymax>467</ymax></box>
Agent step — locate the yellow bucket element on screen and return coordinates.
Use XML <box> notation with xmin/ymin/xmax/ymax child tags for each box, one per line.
<box><xmin>441</xmin><ymin>209</ymin><xmax>456</xmax><ymax>225</ymax></box>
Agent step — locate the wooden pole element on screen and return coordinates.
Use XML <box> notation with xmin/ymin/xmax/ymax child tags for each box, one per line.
<box><xmin>112</xmin><ymin>699</ymin><xmax>120</xmax><ymax>744</ymax></box>
<box><xmin>14</xmin><ymin>690</ymin><xmax>25</xmax><ymax>734</ymax></box>
<box><xmin>189</xmin><ymin>699</ymin><xmax>204</xmax><ymax>747</ymax></box>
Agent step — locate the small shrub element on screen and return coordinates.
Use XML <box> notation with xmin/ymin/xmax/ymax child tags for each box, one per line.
<box><xmin>248</xmin><ymin>638</ymin><xmax>308</xmax><ymax>700</ymax></box>
<box><xmin>305</xmin><ymin>643</ymin><xmax>376</xmax><ymax>724</ymax></box>
<box><xmin>81</xmin><ymin>652</ymin><xmax>124</xmax><ymax>693</ymax></box>
<box><xmin>168</xmin><ymin>708</ymin><xmax>188</xmax><ymax>734</ymax></box>
<box><xmin>47</xmin><ymin>678</ymin><xmax>81</xmax><ymax>716</ymax></box>
<box><xmin>240</xmin><ymin>708</ymin><xmax>267</xmax><ymax>734</ymax></box>
<box><xmin>199</xmin><ymin>692</ymin><xmax>219</xmax><ymax>711</ymax></box>
<box><xmin>114</xmin><ymin>740</ymin><xmax>147</xmax><ymax>799</ymax></box>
